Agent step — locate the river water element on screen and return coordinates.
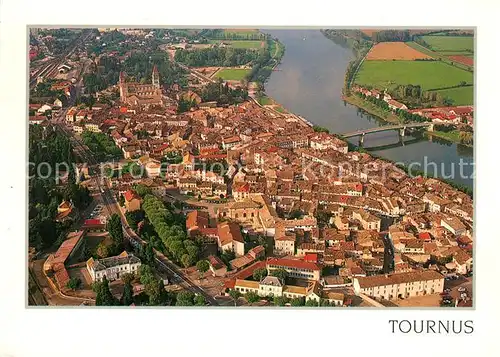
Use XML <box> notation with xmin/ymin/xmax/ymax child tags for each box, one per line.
<box><xmin>262</xmin><ymin>29</ymin><xmax>474</xmax><ymax>188</ymax></box>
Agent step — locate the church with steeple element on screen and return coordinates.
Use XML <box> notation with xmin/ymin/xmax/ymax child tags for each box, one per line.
<box><xmin>118</xmin><ymin>65</ymin><xmax>163</xmax><ymax>107</ymax></box>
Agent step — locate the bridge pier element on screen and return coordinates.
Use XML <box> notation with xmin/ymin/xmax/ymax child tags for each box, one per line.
<box><xmin>359</xmin><ymin>134</ymin><xmax>365</xmax><ymax>147</ymax></box>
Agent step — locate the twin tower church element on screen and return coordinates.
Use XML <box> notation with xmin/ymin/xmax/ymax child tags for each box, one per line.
<box><xmin>118</xmin><ymin>65</ymin><xmax>163</xmax><ymax>107</ymax></box>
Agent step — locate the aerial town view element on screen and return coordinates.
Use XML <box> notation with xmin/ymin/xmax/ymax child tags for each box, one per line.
<box><xmin>28</xmin><ymin>28</ymin><xmax>474</xmax><ymax>308</ymax></box>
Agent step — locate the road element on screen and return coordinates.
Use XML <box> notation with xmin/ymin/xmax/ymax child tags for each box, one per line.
<box><xmin>52</xmin><ymin>112</ymin><xmax>219</xmax><ymax>305</ymax></box>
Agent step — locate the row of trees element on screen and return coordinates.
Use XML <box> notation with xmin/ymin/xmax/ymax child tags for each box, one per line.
<box><xmin>141</xmin><ymin>194</ymin><xmax>200</xmax><ymax>268</ymax></box>
<box><xmin>372</xmin><ymin>30</ymin><xmax>411</xmax><ymax>42</ymax></box>
<box><xmin>204</xmin><ymin>30</ymin><xmax>266</xmax><ymax>41</ymax></box>
<box><xmin>200</xmin><ymin>78</ymin><xmax>248</xmax><ymax>105</ymax></box>
<box><xmin>29</xmin><ymin>125</ymin><xmax>91</xmax><ymax>250</ymax></box>
<box><xmin>174</xmin><ymin>47</ymin><xmax>260</xmax><ymax>67</ymax></box>
<box><xmin>81</xmin><ymin>130</ymin><xmax>123</xmax><ymax>161</ymax></box>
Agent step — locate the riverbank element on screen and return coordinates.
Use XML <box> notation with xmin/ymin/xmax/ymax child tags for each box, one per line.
<box><xmin>426</xmin><ymin>130</ymin><xmax>473</xmax><ymax>148</ymax></box>
<box><xmin>342</xmin><ymin>94</ymin><xmax>401</xmax><ymax>124</ymax></box>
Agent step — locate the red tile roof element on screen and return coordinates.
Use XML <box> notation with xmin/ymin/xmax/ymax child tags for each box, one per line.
<box><xmin>418</xmin><ymin>232</ymin><xmax>432</xmax><ymax>241</ymax></box>
<box><xmin>124</xmin><ymin>189</ymin><xmax>140</xmax><ymax>202</ymax></box>
<box><xmin>303</xmin><ymin>253</ymin><xmax>318</xmax><ymax>263</ymax></box>
<box><xmin>266</xmin><ymin>257</ymin><xmax>320</xmax><ymax>272</ymax></box>
<box><xmin>84</xmin><ymin>219</ymin><xmax>102</xmax><ymax>226</ymax></box>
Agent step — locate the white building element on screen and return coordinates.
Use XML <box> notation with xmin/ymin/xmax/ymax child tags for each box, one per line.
<box><xmin>86</xmin><ymin>251</ymin><xmax>141</xmax><ymax>282</ymax></box>
<box><xmin>353</xmin><ymin>270</ymin><xmax>444</xmax><ymax>300</ymax></box>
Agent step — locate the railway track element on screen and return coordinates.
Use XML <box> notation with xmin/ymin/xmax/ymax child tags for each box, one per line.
<box><xmin>30</xmin><ymin>30</ymin><xmax>93</xmax><ymax>90</ymax></box>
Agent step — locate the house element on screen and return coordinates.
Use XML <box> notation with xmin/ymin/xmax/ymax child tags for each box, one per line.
<box><xmin>145</xmin><ymin>159</ymin><xmax>162</xmax><ymax>178</ymax></box>
<box><xmin>274</xmin><ymin>234</ymin><xmax>296</xmax><ymax>256</ymax></box>
<box><xmin>216</xmin><ymin>222</ymin><xmax>245</xmax><ymax>256</ymax></box>
<box><xmin>86</xmin><ymin>251</ymin><xmax>141</xmax><ymax>282</ymax></box>
<box><xmin>222</xmin><ymin>135</ymin><xmax>241</xmax><ymax>150</ymax></box>
<box><xmin>452</xmin><ymin>250</ymin><xmax>473</xmax><ymax>275</ymax></box>
<box><xmin>233</xmin><ymin>182</ymin><xmax>250</xmax><ymax>201</ymax></box>
<box><xmin>29</xmin><ymin>115</ymin><xmax>46</xmax><ymax>125</ymax></box>
<box><xmin>208</xmin><ymin>255</ymin><xmax>227</xmax><ymax>277</ymax></box>
<box><xmin>186</xmin><ymin>210</ymin><xmax>210</xmax><ymax>237</ymax></box>
<box><xmin>352</xmin><ymin>209</ymin><xmax>381</xmax><ymax>232</ymax></box>
<box><xmin>124</xmin><ymin>190</ymin><xmax>141</xmax><ymax>212</ymax></box>
<box><xmin>441</xmin><ymin>217</ymin><xmax>466</xmax><ymax>236</ymax></box>
<box><xmin>66</xmin><ymin>107</ymin><xmax>77</xmax><ymax>122</ymax></box>
<box><xmin>266</xmin><ymin>257</ymin><xmax>321</xmax><ymax>281</ymax></box>
<box><xmin>182</xmin><ymin>152</ymin><xmax>195</xmax><ymax>171</ymax></box>
<box><xmin>386</xmin><ymin>99</ymin><xmax>408</xmax><ymax>111</ymax></box>
<box><xmin>232</xmin><ymin>277</ymin><xmax>330</xmax><ymax>303</ymax></box>
<box><xmin>353</xmin><ymin>270</ymin><xmax>444</xmax><ymax>300</ymax></box>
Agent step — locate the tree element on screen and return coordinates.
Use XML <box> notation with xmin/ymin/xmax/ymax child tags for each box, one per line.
<box><xmin>66</xmin><ymin>277</ymin><xmax>81</xmax><ymax>291</ymax></box>
<box><xmin>245</xmin><ymin>291</ymin><xmax>260</xmax><ymax>304</ymax></box>
<box><xmin>180</xmin><ymin>253</ymin><xmax>194</xmax><ymax>268</ymax></box>
<box><xmin>176</xmin><ymin>291</ymin><xmax>195</xmax><ymax>306</ymax></box>
<box><xmin>142</xmin><ymin>242</ymin><xmax>156</xmax><ymax>266</ymax></box>
<box><xmin>305</xmin><ymin>299</ymin><xmax>320</xmax><ymax>307</ymax></box>
<box><xmin>196</xmin><ymin>260</ymin><xmax>210</xmax><ymax>279</ymax></box>
<box><xmin>94</xmin><ymin>277</ymin><xmax>117</xmax><ymax>306</ymax></box>
<box><xmin>121</xmin><ymin>279</ymin><xmax>134</xmax><ymax>306</ymax></box>
<box><xmin>121</xmin><ymin>273</ymin><xmax>135</xmax><ymax>285</ymax></box>
<box><xmin>270</xmin><ymin>268</ymin><xmax>288</xmax><ymax>281</ymax></box>
<box><xmin>253</xmin><ymin>267</ymin><xmax>267</xmax><ymax>282</ymax></box>
<box><xmin>228</xmin><ymin>289</ymin><xmax>241</xmax><ymax>306</ymax></box>
<box><xmin>273</xmin><ymin>296</ymin><xmax>289</xmax><ymax>306</ymax></box>
<box><xmin>194</xmin><ymin>294</ymin><xmax>206</xmax><ymax>306</ymax></box>
<box><xmin>290</xmin><ymin>297</ymin><xmax>305</xmax><ymax>306</ymax></box>
<box><xmin>139</xmin><ymin>265</ymin><xmax>156</xmax><ymax>287</ymax></box>
<box><xmin>107</xmin><ymin>214</ymin><xmax>124</xmax><ymax>248</ymax></box>
<box><xmin>96</xmin><ymin>242</ymin><xmax>109</xmax><ymax>258</ymax></box>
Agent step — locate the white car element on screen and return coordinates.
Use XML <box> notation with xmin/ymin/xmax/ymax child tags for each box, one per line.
<box><xmin>458</xmin><ymin>287</ymin><xmax>467</xmax><ymax>293</ymax></box>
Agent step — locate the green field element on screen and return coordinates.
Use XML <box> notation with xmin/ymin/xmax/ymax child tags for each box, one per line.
<box><xmin>432</xmin><ymin>86</ymin><xmax>473</xmax><ymax>105</ymax></box>
<box><xmin>214</xmin><ymin>68</ymin><xmax>251</xmax><ymax>81</ymax></box>
<box><xmin>354</xmin><ymin>61</ymin><xmax>473</xmax><ymax>91</ymax></box>
<box><xmin>210</xmin><ymin>40</ymin><xmax>264</xmax><ymax>49</ymax></box>
<box><xmin>422</xmin><ymin>36</ymin><xmax>474</xmax><ymax>53</ymax></box>
<box><xmin>406</xmin><ymin>41</ymin><xmax>473</xmax><ymax>71</ymax></box>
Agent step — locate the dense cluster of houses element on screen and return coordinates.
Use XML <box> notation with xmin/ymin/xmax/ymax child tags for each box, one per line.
<box><xmin>30</xmin><ymin>34</ymin><xmax>473</xmax><ymax>305</ymax></box>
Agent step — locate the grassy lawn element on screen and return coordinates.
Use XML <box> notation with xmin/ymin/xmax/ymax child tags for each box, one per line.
<box><xmin>421</xmin><ymin>36</ymin><xmax>474</xmax><ymax>53</ymax></box>
<box><xmin>227</xmin><ymin>40</ymin><xmax>264</xmax><ymax>49</ymax></box>
<box><xmin>432</xmin><ymin>86</ymin><xmax>474</xmax><ymax>105</ymax></box>
<box><xmin>354</xmin><ymin>60</ymin><xmax>473</xmax><ymax>91</ymax></box>
<box><xmin>269</xmin><ymin>39</ymin><xmax>284</xmax><ymax>59</ymax></box>
<box><xmin>257</xmin><ymin>95</ymin><xmax>274</xmax><ymax>105</ymax></box>
<box><xmin>344</xmin><ymin>95</ymin><xmax>401</xmax><ymax>124</ymax></box>
<box><xmin>214</xmin><ymin>68</ymin><xmax>251</xmax><ymax>81</ymax></box>
<box><xmin>428</xmin><ymin>130</ymin><xmax>461</xmax><ymax>142</ymax></box>
<box><xmin>209</xmin><ymin>40</ymin><xmax>264</xmax><ymax>49</ymax></box>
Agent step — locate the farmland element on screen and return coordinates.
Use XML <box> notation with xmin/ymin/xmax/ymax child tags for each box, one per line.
<box><xmin>365</xmin><ymin>42</ymin><xmax>432</xmax><ymax>60</ymax></box>
<box><xmin>432</xmin><ymin>86</ymin><xmax>474</xmax><ymax>106</ymax></box>
<box><xmin>421</xmin><ymin>36</ymin><xmax>473</xmax><ymax>53</ymax></box>
<box><xmin>214</xmin><ymin>68</ymin><xmax>251</xmax><ymax>81</ymax></box>
<box><xmin>448</xmin><ymin>55</ymin><xmax>473</xmax><ymax>67</ymax></box>
<box><xmin>354</xmin><ymin>61</ymin><xmax>473</xmax><ymax>91</ymax></box>
<box><xmin>406</xmin><ymin>41</ymin><xmax>473</xmax><ymax>71</ymax></box>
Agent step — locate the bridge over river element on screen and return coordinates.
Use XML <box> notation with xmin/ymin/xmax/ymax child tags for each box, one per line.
<box><xmin>340</xmin><ymin>122</ymin><xmax>434</xmax><ymax>146</ymax></box>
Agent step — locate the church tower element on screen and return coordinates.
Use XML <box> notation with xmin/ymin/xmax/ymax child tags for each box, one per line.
<box><xmin>152</xmin><ymin>65</ymin><xmax>160</xmax><ymax>89</ymax></box>
<box><xmin>119</xmin><ymin>71</ymin><xmax>127</xmax><ymax>102</ymax></box>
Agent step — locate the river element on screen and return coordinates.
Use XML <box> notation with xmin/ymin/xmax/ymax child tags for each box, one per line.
<box><xmin>262</xmin><ymin>29</ymin><xmax>474</xmax><ymax>189</ymax></box>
